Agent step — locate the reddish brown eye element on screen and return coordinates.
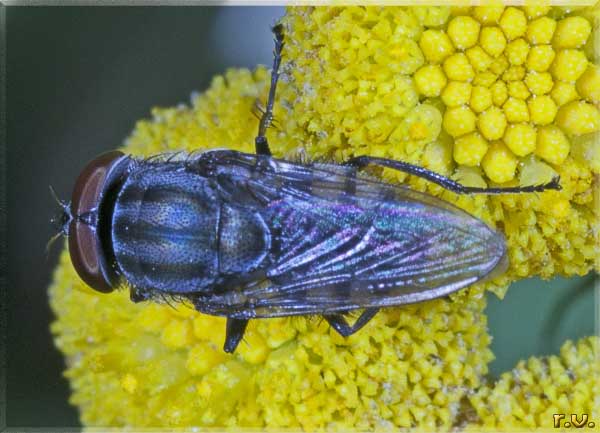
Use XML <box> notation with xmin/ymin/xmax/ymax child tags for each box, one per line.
<box><xmin>69</xmin><ymin>151</ymin><xmax>127</xmax><ymax>293</ymax></box>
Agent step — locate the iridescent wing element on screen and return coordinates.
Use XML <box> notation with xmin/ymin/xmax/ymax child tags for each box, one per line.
<box><xmin>189</xmin><ymin>150</ymin><xmax>506</xmax><ymax>318</ymax></box>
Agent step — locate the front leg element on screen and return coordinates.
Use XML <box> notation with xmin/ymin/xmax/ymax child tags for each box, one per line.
<box><xmin>255</xmin><ymin>24</ymin><xmax>285</xmax><ymax>156</ymax></box>
<box><xmin>130</xmin><ymin>286</ymin><xmax>152</xmax><ymax>303</ymax></box>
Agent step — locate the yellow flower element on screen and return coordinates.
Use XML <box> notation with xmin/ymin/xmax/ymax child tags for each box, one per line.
<box><xmin>49</xmin><ymin>5</ymin><xmax>599</xmax><ymax>430</ymax></box>
<box><xmin>469</xmin><ymin>337</ymin><xmax>599</xmax><ymax>429</ymax></box>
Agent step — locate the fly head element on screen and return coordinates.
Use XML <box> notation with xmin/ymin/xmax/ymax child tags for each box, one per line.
<box><xmin>64</xmin><ymin>151</ymin><xmax>130</xmax><ymax>293</ymax></box>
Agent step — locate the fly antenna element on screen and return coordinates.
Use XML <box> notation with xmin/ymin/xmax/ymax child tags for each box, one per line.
<box><xmin>49</xmin><ymin>185</ymin><xmax>69</xmax><ymax>211</ymax></box>
<box><xmin>48</xmin><ymin>185</ymin><xmax>72</xmax><ymax>257</ymax></box>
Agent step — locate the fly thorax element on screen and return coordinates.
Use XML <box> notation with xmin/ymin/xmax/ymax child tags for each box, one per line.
<box><xmin>217</xmin><ymin>205</ymin><xmax>270</xmax><ymax>275</ymax></box>
<box><xmin>111</xmin><ymin>167</ymin><xmax>220</xmax><ymax>293</ymax></box>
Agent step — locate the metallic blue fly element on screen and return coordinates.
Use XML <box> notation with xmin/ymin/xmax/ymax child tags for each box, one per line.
<box><xmin>56</xmin><ymin>25</ymin><xmax>561</xmax><ymax>352</ymax></box>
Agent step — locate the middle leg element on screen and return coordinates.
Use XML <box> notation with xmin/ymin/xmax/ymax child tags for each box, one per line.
<box><xmin>224</xmin><ymin>318</ymin><xmax>249</xmax><ymax>353</ymax></box>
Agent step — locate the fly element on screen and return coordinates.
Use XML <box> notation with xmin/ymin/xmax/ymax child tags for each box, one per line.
<box><xmin>53</xmin><ymin>25</ymin><xmax>561</xmax><ymax>353</ymax></box>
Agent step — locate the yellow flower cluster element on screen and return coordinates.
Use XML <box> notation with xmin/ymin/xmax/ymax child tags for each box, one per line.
<box><xmin>48</xmin><ymin>5</ymin><xmax>599</xmax><ymax>430</ymax></box>
<box><xmin>414</xmin><ymin>6</ymin><xmax>599</xmax><ymax>185</ymax></box>
<box><xmin>469</xmin><ymin>337</ymin><xmax>599</xmax><ymax>429</ymax></box>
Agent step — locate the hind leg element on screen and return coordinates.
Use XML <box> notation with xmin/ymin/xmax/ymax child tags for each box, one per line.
<box><xmin>324</xmin><ymin>308</ymin><xmax>379</xmax><ymax>337</ymax></box>
<box><xmin>345</xmin><ymin>156</ymin><xmax>561</xmax><ymax>194</ymax></box>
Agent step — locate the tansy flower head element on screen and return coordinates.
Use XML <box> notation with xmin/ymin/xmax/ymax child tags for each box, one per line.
<box><xmin>50</xmin><ymin>5</ymin><xmax>599</xmax><ymax>429</ymax></box>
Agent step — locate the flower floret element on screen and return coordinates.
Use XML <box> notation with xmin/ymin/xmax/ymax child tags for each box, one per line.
<box><xmin>576</xmin><ymin>64</ymin><xmax>600</xmax><ymax>103</ymax></box>
<box><xmin>553</xmin><ymin>16</ymin><xmax>592</xmax><ymax>49</ymax></box>
<box><xmin>414</xmin><ymin>64</ymin><xmax>447</xmax><ymax>97</ymax></box>
<box><xmin>419</xmin><ymin>29</ymin><xmax>455</xmax><ymax>64</ymax></box>
<box><xmin>499</xmin><ymin>7</ymin><xmax>527</xmax><ymax>41</ymax></box>
<box><xmin>505</xmin><ymin>38</ymin><xmax>530</xmax><ymax>65</ymax></box>
<box><xmin>550</xmin><ymin>49</ymin><xmax>589</xmax><ymax>82</ymax></box>
<box><xmin>527</xmin><ymin>45</ymin><xmax>556</xmax><ymax>72</ymax></box>
<box><xmin>441</xmin><ymin>81</ymin><xmax>472</xmax><ymax>106</ymax></box>
<box><xmin>526</xmin><ymin>16</ymin><xmax>556</xmax><ymax>45</ymax></box>
<box><xmin>503</xmin><ymin>122</ymin><xmax>537</xmax><ymax>156</ymax></box>
<box><xmin>447</xmin><ymin>15</ymin><xmax>481</xmax><ymax>50</ymax></box>
<box><xmin>480</xmin><ymin>26</ymin><xmax>507</xmax><ymax>57</ymax></box>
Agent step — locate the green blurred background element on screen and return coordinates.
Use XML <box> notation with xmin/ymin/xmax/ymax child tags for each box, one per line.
<box><xmin>5</xmin><ymin>6</ymin><xmax>597</xmax><ymax>429</ymax></box>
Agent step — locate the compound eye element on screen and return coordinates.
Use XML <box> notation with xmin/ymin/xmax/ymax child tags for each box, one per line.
<box><xmin>69</xmin><ymin>151</ymin><xmax>125</xmax><ymax>293</ymax></box>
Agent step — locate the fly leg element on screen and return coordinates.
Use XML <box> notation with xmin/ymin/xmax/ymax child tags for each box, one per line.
<box><xmin>255</xmin><ymin>24</ymin><xmax>284</xmax><ymax>156</ymax></box>
<box><xmin>345</xmin><ymin>156</ymin><xmax>561</xmax><ymax>194</ymax></box>
<box><xmin>224</xmin><ymin>318</ymin><xmax>249</xmax><ymax>353</ymax></box>
<box><xmin>130</xmin><ymin>287</ymin><xmax>151</xmax><ymax>303</ymax></box>
<box><xmin>324</xmin><ymin>308</ymin><xmax>379</xmax><ymax>337</ymax></box>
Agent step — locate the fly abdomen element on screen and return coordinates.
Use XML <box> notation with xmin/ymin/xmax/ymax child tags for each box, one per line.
<box><xmin>217</xmin><ymin>204</ymin><xmax>270</xmax><ymax>275</ymax></box>
<box><xmin>112</xmin><ymin>165</ymin><xmax>221</xmax><ymax>293</ymax></box>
